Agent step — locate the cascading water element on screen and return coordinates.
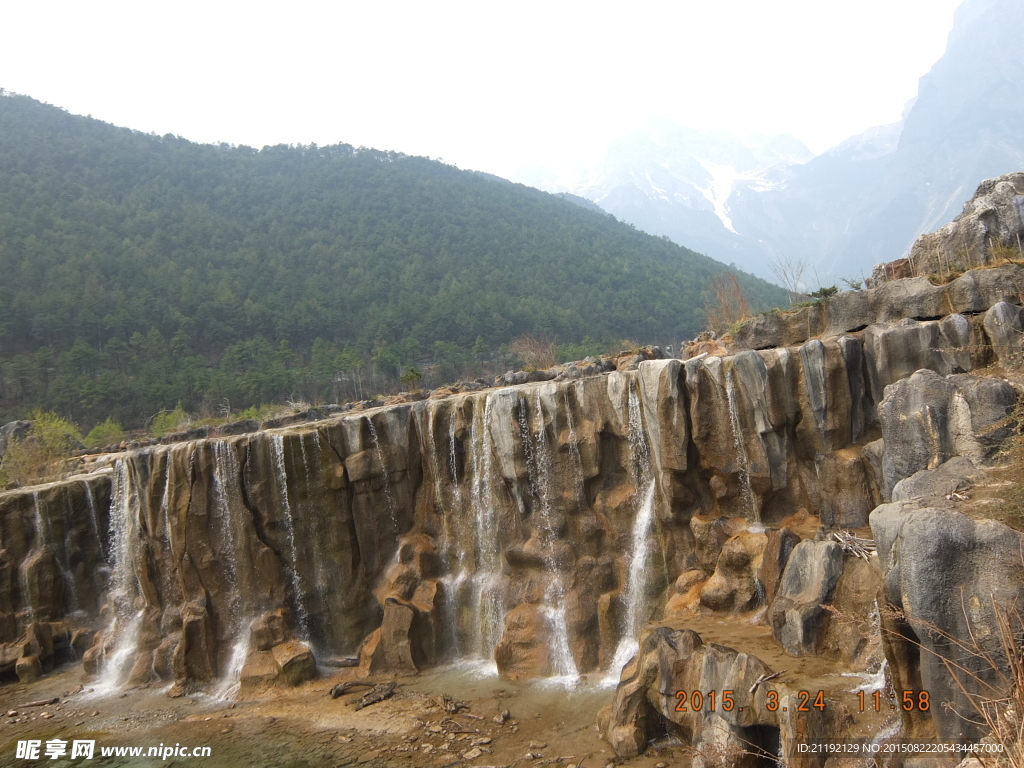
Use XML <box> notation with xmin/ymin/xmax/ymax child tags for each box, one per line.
<box><xmin>366</xmin><ymin>418</ymin><xmax>399</xmax><ymax>535</ymax></box>
<box><xmin>92</xmin><ymin>458</ymin><xmax>144</xmax><ymax>694</ymax></box>
<box><xmin>467</xmin><ymin>394</ymin><xmax>505</xmax><ymax>662</ymax></box>
<box><xmin>606</xmin><ymin>383</ymin><xmax>658</xmax><ymax>682</ymax></box>
<box><xmin>31</xmin><ymin>491</ymin><xmax>48</xmax><ymax>543</ymax></box>
<box><xmin>295</xmin><ymin>431</ymin><xmax>330</xmax><ymax>641</ymax></box>
<box><xmin>81</xmin><ymin>479</ymin><xmax>106</xmax><ymax>560</ymax></box>
<box><xmin>210</xmin><ymin>440</ymin><xmax>252</xmax><ymax>696</ymax></box>
<box><xmin>56</xmin><ymin>492</ymin><xmax>81</xmax><ymax>613</ymax></box>
<box><xmin>448</xmin><ymin>417</ymin><xmax>461</xmax><ymax>504</ymax></box>
<box><xmin>418</xmin><ymin>406</ymin><xmax>464</xmax><ymax>659</ymax></box>
<box><xmin>563</xmin><ymin>389</ymin><xmax>586</xmax><ymax>510</ymax></box>
<box><xmin>30</xmin><ymin>491</ymin><xmax>79</xmax><ymax>614</ymax></box>
<box><xmin>213</xmin><ymin>634</ymin><xmax>250</xmax><ymax>701</ymax></box>
<box><xmin>527</xmin><ymin>393</ymin><xmax>579</xmax><ymax>684</ymax></box>
<box><xmin>271</xmin><ymin>435</ymin><xmax>310</xmax><ymax>640</ymax></box>
<box><xmin>725</xmin><ymin>366</ymin><xmax>760</xmax><ymax>522</ymax></box>
<box><xmin>212</xmin><ymin>442</ymin><xmax>243</xmax><ymax>618</ymax></box>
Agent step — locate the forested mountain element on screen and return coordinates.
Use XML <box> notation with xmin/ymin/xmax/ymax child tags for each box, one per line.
<box><xmin>0</xmin><ymin>92</ymin><xmax>785</xmax><ymax>429</ymax></box>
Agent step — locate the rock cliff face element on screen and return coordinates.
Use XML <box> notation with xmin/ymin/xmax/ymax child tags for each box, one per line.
<box><xmin>0</xmin><ymin>264</ymin><xmax>1021</xmax><ymax>758</ymax></box>
<box><xmin>871</xmin><ymin>173</ymin><xmax>1024</xmax><ymax>286</ymax></box>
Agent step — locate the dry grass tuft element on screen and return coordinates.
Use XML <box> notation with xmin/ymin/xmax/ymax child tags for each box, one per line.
<box><xmin>510</xmin><ymin>334</ymin><xmax>557</xmax><ymax>371</ymax></box>
<box><xmin>703</xmin><ymin>273</ymin><xmax>752</xmax><ymax>337</ymax></box>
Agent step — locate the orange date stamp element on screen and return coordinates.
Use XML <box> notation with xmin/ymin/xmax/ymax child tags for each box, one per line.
<box><xmin>671</xmin><ymin>689</ymin><xmax>932</xmax><ymax>713</ymax></box>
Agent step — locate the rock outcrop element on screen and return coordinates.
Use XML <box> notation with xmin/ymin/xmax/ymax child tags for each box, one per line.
<box><xmin>872</xmin><ymin>173</ymin><xmax>1024</xmax><ymax>286</ymax></box>
<box><xmin>600</xmin><ymin>627</ymin><xmax>851</xmax><ymax>763</ymax></box>
<box><xmin>878</xmin><ymin>370</ymin><xmax>1018</xmax><ymax>500</ymax></box>
<box><xmin>0</xmin><ymin>474</ymin><xmax>109</xmax><ymax>681</ymax></box>
<box><xmin>733</xmin><ymin>263</ymin><xmax>1023</xmax><ymax>352</ymax></box>
<box><xmin>872</xmin><ymin>501</ymin><xmax>1024</xmax><ymax>742</ymax></box>
<box><xmin>0</xmin><ymin>420</ymin><xmax>31</xmax><ymax>461</ymax></box>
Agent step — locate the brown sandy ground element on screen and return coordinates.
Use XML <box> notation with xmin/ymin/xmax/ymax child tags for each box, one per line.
<box><xmin>0</xmin><ymin>662</ymin><xmax>688</xmax><ymax>768</ymax></box>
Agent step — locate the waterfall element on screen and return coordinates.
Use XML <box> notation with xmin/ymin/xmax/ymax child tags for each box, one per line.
<box><xmin>467</xmin><ymin>393</ymin><xmax>505</xmax><ymax>661</ymax></box>
<box><xmin>725</xmin><ymin>366</ymin><xmax>759</xmax><ymax>522</ymax></box>
<box><xmin>211</xmin><ymin>442</ymin><xmax>243</xmax><ymax>619</ymax></box>
<box><xmin>366</xmin><ymin>418</ymin><xmax>399</xmax><ymax>535</ymax></box>
<box><xmin>30</xmin><ymin>491</ymin><xmax>80</xmax><ymax>613</ymax></box>
<box><xmin>607</xmin><ymin>483</ymin><xmax>656</xmax><ymax>680</ymax></box>
<box><xmin>606</xmin><ymin>383</ymin><xmax>658</xmax><ymax>681</ymax></box>
<box><xmin>212</xmin><ymin>633</ymin><xmax>250</xmax><ymax>701</ymax></box>
<box><xmin>296</xmin><ymin>431</ymin><xmax>330</xmax><ymax>643</ymax></box>
<box><xmin>563</xmin><ymin>389</ymin><xmax>586</xmax><ymax>510</ymax></box>
<box><xmin>271</xmin><ymin>435</ymin><xmax>310</xmax><ymax>640</ymax></box>
<box><xmin>448</xmin><ymin>416</ymin><xmax>461</xmax><ymax>503</ymax></box>
<box><xmin>93</xmin><ymin>458</ymin><xmax>145</xmax><ymax>693</ymax></box>
<box><xmin>56</xmin><ymin>492</ymin><xmax>81</xmax><ymax>613</ymax></box>
<box><xmin>211</xmin><ymin>440</ymin><xmax>251</xmax><ymax>694</ymax></box>
<box><xmin>81</xmin><ymin>479</ymin><xmax>106</xmax><ymax>560</ymax></box>
<box><xmin>424</xmin><ymin>408</ymin><xmax>459</xmax><ymax>574</ymax></box>
<box><xmin>31</xmin><ymin>491</ymin><xmax>49</xmax><ymax>543</ymax></box>
<box><xmin>527</xmin><ymin>392</ymin><xmax>579</xmax><ymax>683</ymax></box>
<box><xmin>417</xmin><ymin>405</ymin><xmax>462</xmax><ymax>659</ymax></box>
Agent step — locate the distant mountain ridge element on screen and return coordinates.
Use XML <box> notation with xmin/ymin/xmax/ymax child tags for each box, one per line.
<box><xmin>531</xmin><ymin>0</ymin><xmax>1024</xmax><ymax>282</ymax></box>
<box><xmin>520</xmin><ymin>120</ymin><xmax>813</xmax><ymax>278</ymax></box>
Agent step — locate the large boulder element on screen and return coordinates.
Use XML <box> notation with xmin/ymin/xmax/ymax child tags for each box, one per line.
<box><xmin>769</xmin><ymin>541</ymin><xmax>844</xmax><ymax>656</ymax></box>
<box><xmin>271</xmin><ymin>640</ymin><xmax>316</xmax><ymax>686</ymax></box>
<box><xmin>878</xmin><ymin>370</ymin><xmax>1017</xmax><ymax>499</ymax></box>
<box><xmin>871</xmin><ymin>504</ymin><xmax>1024</xmax><ymax>742</ymax></box>
<box><xmin>758</xmin><ymin>527</ymin><xmax>800</xmax><ymax>607</ymax></box>
<box><xmin>0</xmin><ymin>420</ymin><xmax>30</xmax><ymax>460</ymax></box>
<box><xmin>601</xmin><ymin>627</ymin><xmax>851</xmax><ymax>762</ymax></box>
<box><xmin>698</xmin><ymin>531</ymin><xmax>768</xmax><ymax>613</ymax></box>
<box><xmin>239</xmin><ymin>640</ymin><xmax>316</xmax><ymax>692</ymax></box>
<box><xmin>891</xmin><ymin>456</ymin><xmax>979</xmax><ymax>504</ymax></box>
<box><xmin>249</xmin><ymin>609</ymin><xmax>290</xmax><ymax>652</ymax></box>
<box><xmin>493</xmin><ymin>604</ymin><xmax>554</xmax><ymax>679</ymax></box>
<box><xmin>814</xmin><ymin>448</ymin><xmax>879</xmax><ymax>529</ymax></box>
<box><xmin>983</xmin><ymin>301</ymin><xmax>1024</xmax><ymax>367</ymax></box>
<box><xmin>862</xmin><ymin>315</ymin><xmax>974</xmax><ymax>405</ymax></box>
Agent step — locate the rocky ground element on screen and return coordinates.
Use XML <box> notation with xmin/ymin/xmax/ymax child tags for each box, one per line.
<box><xmin>0</xmin><ymin>663</ymin><xmax>686</xmax><ymax>768</ymax></box>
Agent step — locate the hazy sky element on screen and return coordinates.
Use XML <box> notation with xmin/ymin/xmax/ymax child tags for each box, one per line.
<box><xmin>2</xmin><ymin>0</ymin><xmax>963</xmax><ymax>180</ymax></box>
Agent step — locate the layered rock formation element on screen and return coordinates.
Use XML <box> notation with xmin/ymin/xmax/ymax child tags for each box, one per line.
<box><xmin>0</xmin><ymin>261</ymin><xmax>1021</xmax><ymax>760</ymax></box>
<box><xmin>0</xmin><ymin>474</ymin><xmax>109</xmax><ymax>681</ymax></box>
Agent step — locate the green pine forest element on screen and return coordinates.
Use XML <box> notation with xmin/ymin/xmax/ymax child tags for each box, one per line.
<box><xmin>0</xmin><ymin>92</ymin><xmax>787</xmax><ymax>430</ymax></box>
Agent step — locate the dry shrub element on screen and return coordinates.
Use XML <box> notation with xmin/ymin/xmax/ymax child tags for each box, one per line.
<box><xmin>882</xmin><ymin>598</ymin><xmax>1024</xmax><ymax>765</ymax></box>
<box><xmin>0</xmin><ymin>410</ymin><xmax>82</xmax><ymax>487</ymax></box>
<box><xmin>703</xmin><ymin>273</ymin><xmax>752</xmax><ymax>336</ymax></box>
<box><xmin>510</xmin><ymin>334</ymin><xmax>557</xmax><ymax>370</ymax></box>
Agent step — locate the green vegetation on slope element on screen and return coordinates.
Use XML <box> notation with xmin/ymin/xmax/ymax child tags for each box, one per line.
<box><xmin>0</xmin><ymin>92</ymin><xmax>786</xmax><ymax>429</ymax></box>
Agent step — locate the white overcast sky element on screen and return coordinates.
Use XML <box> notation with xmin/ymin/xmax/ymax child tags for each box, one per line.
<box><xmin>2</xmin><ymin>0</ymin><xmax>962</xmax><ymax>180</ymax></box>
